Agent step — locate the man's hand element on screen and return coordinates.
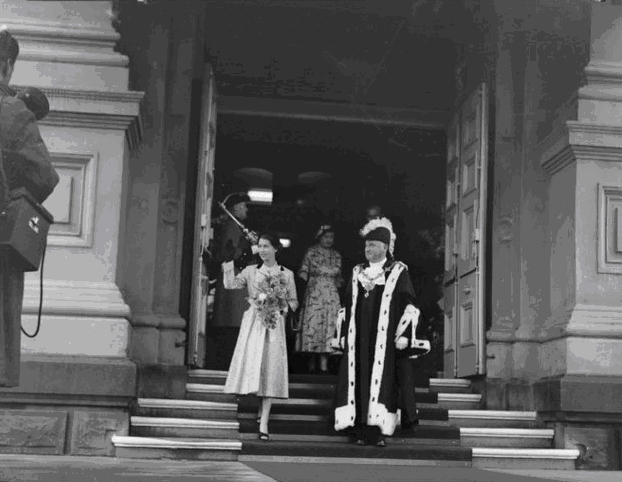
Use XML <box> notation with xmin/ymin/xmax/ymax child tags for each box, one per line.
<box><xmin>396</xmin><ymin>337</ymin><xmax>408</xmax><ymax>350</ymax></box>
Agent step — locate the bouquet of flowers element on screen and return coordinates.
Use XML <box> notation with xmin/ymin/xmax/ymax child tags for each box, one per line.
<box><xmin>252</xmin><ymin>272</ymin><xmax>289</xmax><ymax>330</ymax></box>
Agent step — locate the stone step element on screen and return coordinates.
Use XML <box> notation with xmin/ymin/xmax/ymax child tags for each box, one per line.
<box><xmin>111</xmin><ymin>435</ymin><xmax>241</xmax><ymax>461</ymax></box>
<box><xmin>419</xmin><ymin>393</ymin><xmax>482</xmax><ymax>410</ymax></box>
<box><xmin>460</xmin><ymin>427</ymin><xmax>554</xmax><ymax>448</ymax></box>
<box><xmin>237</xmin><ymin>418</ymin><xmax>460</xmax><ymax>446</ymax></box>
<box><xmin>134</xmin><ymin>398</ymin><xmax>238</xmax><ymax>420</ymax></box>
<box><xmin>445</xmin><ymin>410</ymin><xmax>543</xmax><ymax>429</ymax></box>
<box><xmin>187</xmin><ymin>369</ymin><xmax>472</xmax><ymax>393</ymax></box>
<box><xmin>237</xmin><ymin>428</ymin><xmax>555</xmax><ymax>450</ymax></box>
<box><xmin>239</xmin><ymin>432</ymin><xmax>460</xmax><ymax>447</ymax></box>
<box><xmin>236</xmin><ymin>393</ymin><xmax>480</xmax><ymax>416</ymax></box>
<box><xmin>130</xmin><ymin>416</ymin><xmax>240</xmax><ymax>439</ymax></box>
<box><xmin>193</xmin><ymin>382</ymin><xmax>442</xmax><ymax>402</ymax></box>
<box><xmin>471</xmin><ymin>447</ymin><xmax>580</xmax><ymax>470</ymax></box>
<box><xmin>237</xmin><ymin>409</ymin><xmax>543</xmax><ymax>430</ymax></box>
<box><xmin>238</xmin><ymin>439</ymin><xmax>472</xmax><ymax>465</ymax></box>
<box><xmin>185</xmin><ymin>384</ymin><xmax>238</xmax><ymax>404</ymax></box>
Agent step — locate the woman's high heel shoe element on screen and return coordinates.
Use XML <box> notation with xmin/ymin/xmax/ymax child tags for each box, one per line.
<box><xmin>258</xmin><ymin>432</ymin><xmax>270</xmax><ymax>441</ymax></box>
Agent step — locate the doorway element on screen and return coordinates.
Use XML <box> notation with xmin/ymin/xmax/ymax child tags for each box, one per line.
<box><xmin>197</xmin><ymin>113</ymin><xmax>447</xmax><ymax>376</ymax></box>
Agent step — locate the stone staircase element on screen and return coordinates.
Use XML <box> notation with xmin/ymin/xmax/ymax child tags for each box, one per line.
<box><xmin>112</xmin><ymin>370</ymin><xmax>580</xmax><ymax>469</ymax></box>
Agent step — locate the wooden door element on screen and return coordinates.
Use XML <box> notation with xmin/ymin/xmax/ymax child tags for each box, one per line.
<box><xmin>187</xmin><ymin>65</ymin><xmax>217</xmax><ymax>367</ymax></box>
<box><xmin>443</xmin><ymin>83</ymin><xmax>488</xmax><ymax>378</ymax></box>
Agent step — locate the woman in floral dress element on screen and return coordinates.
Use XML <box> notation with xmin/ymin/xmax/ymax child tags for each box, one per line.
<box><xmin>222</xmin><ymin>232</ymin><xmax>298</xmax><ymax>441</ymax></box>
<box><xmin>296</xmin><ymin>225</ymin><xmax>343</xmax><ymax>373</ymax></box>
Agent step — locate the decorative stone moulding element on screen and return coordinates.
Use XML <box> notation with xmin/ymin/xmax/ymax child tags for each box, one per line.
<box><xmin>12</xmin><ymin>86</ymin><xmax>145</xmax><ymax>151</ymax></box>
<box><xmin>1</xmin><ymin>15</ymin><xmax>129</xmax><ymax>91</ymax></box>
<box><xmin>43</xmin><ymin>152</ymin><xmax>98</xmax><ymax>248</ymax></box>
<box><xmin>598</xmin><ymin>183</ymin><xmax>622</xmax><ymax>275</ymax></box>
<box><xmin>538</xmin><ymin>121</ymin><xmax>622</xmax><ymax>175</ymax></box>
<box><xmin>584</xmin><ymin>60</ymin><xmax>622</xmax><ymax>86</ymax></box>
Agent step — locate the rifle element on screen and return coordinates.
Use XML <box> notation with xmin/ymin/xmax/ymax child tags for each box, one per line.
<box><xmin>218</xmin><ymin>195</ymin><xmax>259</xmax><ymax>245</ymax></box>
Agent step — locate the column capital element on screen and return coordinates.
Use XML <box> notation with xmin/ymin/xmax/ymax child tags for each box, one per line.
<box><xmin>2</xmin><ymin>1</ymin><xmax>129</xmax><ymax>90</ymax></box>
<box><xmin>538</xmin><ymin>121</ymin><xmax>622</xmax><ymax>176</ymax></box>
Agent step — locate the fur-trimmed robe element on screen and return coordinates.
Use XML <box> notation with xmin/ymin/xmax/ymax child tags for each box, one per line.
<box><xmin>333</xmin><ymin>259</ymin><xmax>421</xmax><ymax>436</ymax></box>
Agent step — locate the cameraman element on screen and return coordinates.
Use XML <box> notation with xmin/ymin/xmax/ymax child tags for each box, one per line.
<box><xmin>0</xmin><ymin>29</ymin><xmax>59</xmax><ymax>387</ymax></box>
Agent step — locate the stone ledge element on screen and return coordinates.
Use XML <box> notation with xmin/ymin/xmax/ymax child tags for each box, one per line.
<box><xmin>137</xmin><ymin>365</ymin><xmax>187</xmax><ymax>400</ymax></box>
<box><xmin>534</xmin><ymin>374</ymin><xmax>622</xmax><ymax>414</ymax></box>
<box><xmin>0</xmin><ymin>355</ymin><xmax>137</xmax><ymax>402</ymax></box>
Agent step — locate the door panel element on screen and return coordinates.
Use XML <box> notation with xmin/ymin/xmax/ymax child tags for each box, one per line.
<box><xmin>457</xmin><ymin>272</ymin><xmax>478</xmax><ymax>378</ymax></box>
<box><xmin>187</xmin><ymin>64</ymin><xmax>217</xmax><ymax>368</ymax></box>
<box><xmin>443</xmin><ymin>277</ymin><xmax>456</xmax><ymax>377</ymax></box>
<box><xmin>443</xmin><ymin>83</ymin><xmax>488</xmax><ymax>378</ymax></box>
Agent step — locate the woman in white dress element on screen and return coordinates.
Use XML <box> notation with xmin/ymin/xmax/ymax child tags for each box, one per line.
<box><xmin>222</xmin><ymin>232</ymin><xmax>298</xmax><ymax>441</ymax></box>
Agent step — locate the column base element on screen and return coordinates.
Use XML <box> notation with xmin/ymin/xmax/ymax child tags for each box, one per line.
<box><xmin>538</xmin><ymin>336</ymin><xmax>622</xmax><ymax>377</ymax></box>
<box><xmin>20</xmin><ymin>281</ymin><xmax>130</xmax><ymax>357</ymax></box>
<box><xmin>0</xmin><ymin>354</ymin><xmax>136</xmax><ymax>456</ymax></box>
<box><xmin>534</xmin><ymin>374</ymin><xmax>622</xmax><ymax>470</ymax></box>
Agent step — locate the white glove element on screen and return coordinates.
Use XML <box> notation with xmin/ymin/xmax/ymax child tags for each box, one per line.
<box><xmin>330</xmin><ymin>337</ymin><xmax>345</xmax><ymax>352</ymax></box>
<box><xmin>396</xmin><ymin>337</ymin><xmax>408</xmax><ymax>350</ymax></box>
<box><xmin>251</xmin><ymin>245</ymin><xmax>260</xmax><ymax>254</ymax></box>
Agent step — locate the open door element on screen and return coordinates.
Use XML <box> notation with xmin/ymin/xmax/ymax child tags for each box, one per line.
<box><xmin>443</xmin><ymin>83</ymin><xmax>488</xmax><ymax>378</ymax></box>
<box><xmin>187</xmin><ymin>64</ymin><xmax>217</xmax><ymax>368</ymax></box>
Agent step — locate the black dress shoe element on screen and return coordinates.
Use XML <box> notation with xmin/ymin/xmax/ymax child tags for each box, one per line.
<box><xmin>355</xmin><ymin>438</ymin><xmax>366</xmax><ymax>445</ymax></box>
<box><xmin>375</xmin><ymin>436</ymin><xmax>386</xmax><ymax>447</ymax></box>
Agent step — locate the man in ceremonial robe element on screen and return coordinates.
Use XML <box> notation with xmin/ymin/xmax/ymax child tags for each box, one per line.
<box><xmin>0</xmin><ymin>29</ymin><xmax>59</xmax><ymax>386</ymax></box>
<box><xmin>331</xmin><ymin>217</ymin><xmax>430</xmax><ymax>446</ymax></box>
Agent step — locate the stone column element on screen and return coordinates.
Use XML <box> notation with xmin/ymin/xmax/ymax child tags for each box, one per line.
<box><xmin>3</xmin><ymin>1</ymin><xmax>142</xmax><ymax>358</ymax></box>
<box><xmin>486</xmin><ymin>16</ymin><xmax>526</xmax><ymax>381</ymax></box>
<box><xmin>535</xmin><ymin>3</ymin><xmax>622</xmax><ymax>470</ymax></box>
<box><xmin>0</xmin><ymin>0</ymin><xmax>142</xmax><ymax>457</ymax></box>
<box><xmin>537</xmin><ymin>2</ymin><xmax>622</xmax><ymax>379</ymax></box>
<box><xmin>114</xmin><ymin>0</ymin><xmax>204</xmax><ymax>396</ymax></box>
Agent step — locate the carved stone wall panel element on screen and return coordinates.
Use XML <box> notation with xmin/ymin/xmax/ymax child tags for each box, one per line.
<box><xmin>44</xmin><ymin>152</ymin><xmax>98</xmax><ymax>248</ymax></box>
<box><xmin>69</xmin><ymin>410</ymin><xmax>128</xmax><ymax>456</ymax></box>
<box><xmin>0</xmin><ymin>410</ymin><xmax>67</xmax><ymax>455</ymax></box>
<box><xmin>598</xmin><ymin>184</ymin><xmax>622</xmax><ymax>274</ymax></box>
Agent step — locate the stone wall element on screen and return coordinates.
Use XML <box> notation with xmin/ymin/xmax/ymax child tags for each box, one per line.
<box><xmin>0</xmin><ymin>0</ymin><xmax>142</xmax><ymax>456</ymax></box>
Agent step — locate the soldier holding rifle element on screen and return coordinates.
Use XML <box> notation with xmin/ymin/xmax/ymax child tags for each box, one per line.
<box><xmin>213</xmin><ymin>192</ymin><xmax>259</xmax><ymax>329</ymax></box>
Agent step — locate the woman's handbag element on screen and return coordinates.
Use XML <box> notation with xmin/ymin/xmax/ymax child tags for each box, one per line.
<box><xmin>288</xmin><ymin>306</ymin><xmax>302</xmax><ymax>333</ymax></box>
<box><xmin>0</xmin><ymin>187</ymin><xmax>54</xmax><ymax>272</ymax></box>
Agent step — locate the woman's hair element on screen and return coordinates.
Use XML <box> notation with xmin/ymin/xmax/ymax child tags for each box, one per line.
<box><xmin>0</xmin><ymin>29</ymin><xmax>19</xmax><ymax>67</ymax></box>
<box><xmin>258</xmin><ymin>232</ymin><xmax>282</xmax><ymax>251</ymax></box>
<box><xmin>315</xmin><ymin>224</ymin><xmax>334</xmax><ymax>240</ymax></box>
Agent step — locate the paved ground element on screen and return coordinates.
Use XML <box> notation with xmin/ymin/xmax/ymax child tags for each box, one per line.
<box><xmin>0</xmin><ymin>455</ymin><xmax>618</xmax><ymax>482</ymax></box>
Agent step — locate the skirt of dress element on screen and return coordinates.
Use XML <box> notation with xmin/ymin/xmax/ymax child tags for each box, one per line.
<box><xmin>224</xmin><ymin>305</ymin><xmax>289</xmax><ymax>399</ymax></box>
<box><xmin>296</xmin><ymin>276</ymin><xmax>340</xmax><ymax>354</ymax></box>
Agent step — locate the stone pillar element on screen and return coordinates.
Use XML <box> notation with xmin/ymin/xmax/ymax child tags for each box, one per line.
<box><xmin>486</xmin><ymin>10</ymin><xmax>528</xmax><ymax>383</ymax></box>
<box><xmin>537</xmin><ymin>2</ymin><xmax>622</xmax><ymax>380</ymax></box>
<box><xmin>114</xmin><ymin>0</ymin><xmax>204</xmax><ymax>397</ymax></box>
<box><xmin>534</xmin><ymin>3</ymin><xmax>622</xmax><ymax>470</ymax></box>
<box><xmin>0</xmin><ymin>1</ymin><xmax>142</xmax><ymax>456</ymax></box>
<box><xmin>485</xmin><ymin>0</ymin><xmax>593</xmax><ymax>410</ymax></box>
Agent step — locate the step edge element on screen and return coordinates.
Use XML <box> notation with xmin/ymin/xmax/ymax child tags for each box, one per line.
<box><xmin>137</xmin><ymin>398</ymin><xmax>237</xmax><ymax>410</ymax></box>
<box><xmin>238</xmin><ymin>455</ymin><xmax>472</xmax><ymax>466</ymax></box>
<box><xmin>448</xmin><ymin>410</ymin><xmax>538</xmax><ymax>420</ymax></box>
<box><xmin>130</xmin><ymin>416</ymin><xmax>239</xmax><ymax>429</ymax></box>
<box><xmin>460</xmin><ymin>428</ymin><xmax>554</xmax><ymax>438</ymax></box>
<box><xmin>438</xmin><ymin>394</ymin><xmax>481</xmax><ymax>402</ymax></box>
<box><xmin>186</xmin><ymin>383</ymin><xmax>226</xmax><ymax>393</ymax></box>
<box><xmin>111</xmin><ymin>435</ymin><xmax>242</xmax><ymax>450</ymax></box>
<box><xmin>471</xmin><ymin>447</ymin><xmax>580</xmax><ymax>459</ymax></box>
